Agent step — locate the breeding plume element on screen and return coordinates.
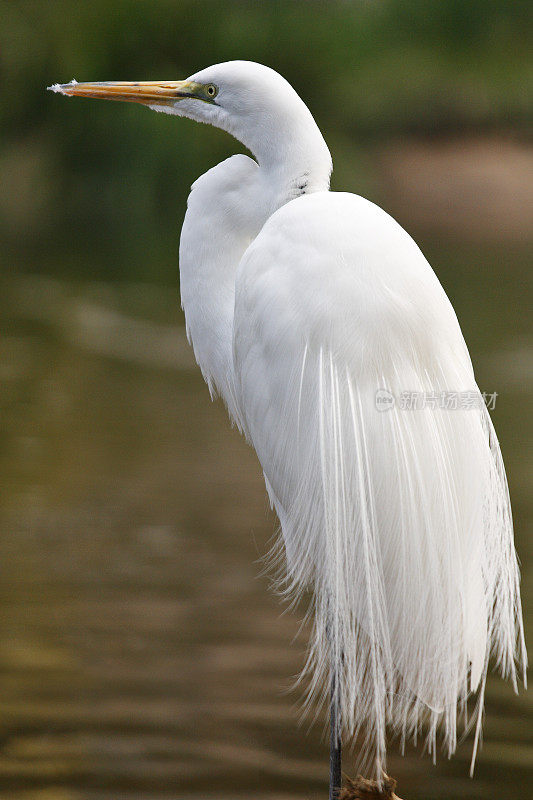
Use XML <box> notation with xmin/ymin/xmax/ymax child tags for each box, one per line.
<box><xmin>50</xmin><ymin>61</ymin><xmax>526</xmax><ymax>794</ymax></box>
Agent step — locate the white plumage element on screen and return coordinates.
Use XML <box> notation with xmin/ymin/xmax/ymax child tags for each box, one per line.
<box><xmin>231</xmin><ymin>191</ymin><xmax>524</xmax><ymax>776</ymax></box>
<box><xmin>51</xmin><ymin>60</ymin><xmax>527</xmax><ymax>782</ymax></box>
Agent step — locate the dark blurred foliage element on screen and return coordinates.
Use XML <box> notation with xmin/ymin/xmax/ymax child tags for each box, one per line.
<box><xmin>1</xmin><ymin>0</ymin><xmax>532</xmax><ymax>284</ymax></box>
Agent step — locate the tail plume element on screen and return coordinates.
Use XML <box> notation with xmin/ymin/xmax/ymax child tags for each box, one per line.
<box><xmin>268</xmin><ymin>348</ymin><xmax>526</xmax><ymax>778</ymax></box>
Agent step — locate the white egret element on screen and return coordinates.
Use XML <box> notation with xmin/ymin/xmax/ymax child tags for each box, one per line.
<box><xmin>49</xmin><ymin>62</ymin><xmax>526</xmax><ymax>798</ymax></box>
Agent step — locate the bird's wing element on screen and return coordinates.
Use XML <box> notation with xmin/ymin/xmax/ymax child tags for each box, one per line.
<box><xmin>233</xmin><ymin>191</ymin><xmax>525</xmax><ymax>775</ymax></box>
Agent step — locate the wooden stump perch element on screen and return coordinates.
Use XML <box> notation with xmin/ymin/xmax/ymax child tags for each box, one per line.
<box><xmin>339</xmin><ymin>774</ymin><xmax>403</xmax><ymax>800</ymax></box>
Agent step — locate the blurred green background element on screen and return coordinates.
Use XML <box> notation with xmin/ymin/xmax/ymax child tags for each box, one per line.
<box><xmin>1</xmin><ymin>1</ymin><xmax>532</xmax><ymax>798</ymax></box>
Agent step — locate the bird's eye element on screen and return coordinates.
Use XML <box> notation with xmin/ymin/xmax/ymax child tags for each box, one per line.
<box><xmin>206</xmin><ymin>84</ymin><xmax>218</xmax><ymax>99</ymax></box>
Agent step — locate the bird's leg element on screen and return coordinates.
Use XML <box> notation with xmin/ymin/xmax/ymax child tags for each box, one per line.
<box><xmin>329</xmin><ymin>670</ymin><xmax>342</xmax><ymax>799</ymax></box>
<box><xmin>326</xmin><ymin>595</ymin><xmax>343</xmax><ymax>799</ymax></box>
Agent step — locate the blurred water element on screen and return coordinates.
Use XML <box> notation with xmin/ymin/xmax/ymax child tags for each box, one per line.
<box><xmin>1</xmin><ymin>244</ymin><xmax>532</xmax><ymax>796</ymax></box>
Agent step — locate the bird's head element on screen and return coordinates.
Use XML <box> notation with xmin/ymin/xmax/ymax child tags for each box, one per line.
<box><xmin>48</xmin><ymin>60</ymin><xmax>331</xmax><ymax>175</ymax></box>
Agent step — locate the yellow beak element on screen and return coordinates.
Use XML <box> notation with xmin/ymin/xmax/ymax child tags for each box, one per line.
<box><xmin>48</xmin><ymin>79</ymin><xmax>196</xmax><ymax>106</ymax></box>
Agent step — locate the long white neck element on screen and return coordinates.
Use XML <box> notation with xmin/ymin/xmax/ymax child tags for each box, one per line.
<box><xmin>179</xmin><ymin>109</ymin><xmax>331</xmax><ymax>423</ymax></box>
<box><xmin>227</xmin><ymin>87</ymin><xmax>333</xmax><ymax>200</ymax></box>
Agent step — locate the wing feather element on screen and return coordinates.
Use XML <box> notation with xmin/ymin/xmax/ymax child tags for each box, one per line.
<box><xmin>233</xmin><ymin>192</ymin><xmax>526</xmax><ymax>777</ymax></box>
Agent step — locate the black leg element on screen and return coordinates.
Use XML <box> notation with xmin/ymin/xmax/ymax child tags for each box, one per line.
<box><xmin>329</xmin><ymin>673</ymin><xmax>342</xmax><ymax>799</ymax></box>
